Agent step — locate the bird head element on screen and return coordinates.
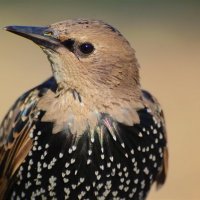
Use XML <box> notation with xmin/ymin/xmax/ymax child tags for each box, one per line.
<box><xmin>5</xmin><ymin>19</ymin><xmax>141</xmax><ymax>99</ymax></box>
<box><xmin>5</xmin><ymin>19</ymin><xmax>143</xmax><ymax>133</ymax></box>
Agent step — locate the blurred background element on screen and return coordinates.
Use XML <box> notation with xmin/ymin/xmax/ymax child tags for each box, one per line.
<box><xmin>0</xmin><ymin>0</ymin><xmax>200</xmax><ymax>199</ymax></box>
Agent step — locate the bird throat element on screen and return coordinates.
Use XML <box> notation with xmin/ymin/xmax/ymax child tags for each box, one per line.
<box><xmin>37</xmin><ymin>86</ymin><xmax>144</xmax><ymax>135</ymax></box>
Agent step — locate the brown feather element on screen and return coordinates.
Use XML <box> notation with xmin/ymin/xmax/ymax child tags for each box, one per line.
<box><xmin>0</xmin><ymin>89</ymin><xmax>40</xmax><ymax>199</ymax></box>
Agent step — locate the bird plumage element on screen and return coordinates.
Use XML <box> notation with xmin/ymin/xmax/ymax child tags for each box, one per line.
<box><xmin>0</xmin><ymin>19</ymin><xmax>168</xmax><ymax>199</ymax></box>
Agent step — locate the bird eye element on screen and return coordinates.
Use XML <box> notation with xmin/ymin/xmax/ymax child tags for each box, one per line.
<box><xmin>79</xmin><ymin>43</ymin><xmax>94</xmax><ymax>54</ymax></box>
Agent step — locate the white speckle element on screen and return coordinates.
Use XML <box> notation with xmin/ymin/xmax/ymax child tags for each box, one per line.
<box><xmin>126</xmin><ymin>180</ymin><xmax>130</xmax><ymax>185</ymax></box>
<box><xmin>88</xmin><ymin>150</ymin><xmax>92</xmax><ymax>155</ymax></box>
<box><xmin>28</xmin><ymin>151</ymin><xmax>33</xmax><ymax>156</ymax></box>
<box><xmin>120</xmin><ymin>178</ymin><xmax>125</xmax><ymax>183</ymax></box>
<box><xmin>86</xmin><ymin>186</ymin><xmax>90</xmax><ymax>191</ymax></box>
<box><xmin>66</xmin><ymin>170</ymin><xmax>70</xmax><ymax>175</ymax></box>
<box><xmin>123</xmin><ymin>167</ymin><xmax>127</xmax><ymax>172</ymax></box>
<box><xmin>147</xmin><ymin>108</ymin><xmax>151</xmax><ymax>113</ymax></box>
<box><xmin>59</xmin><ymin>153</ymin><xmax>64</xmax><ymax>158</ymax></box>
<box><xmin>72</xmin><ymin>145</ymin><xmax>76</xmax><ymax>151</ymax></box>
<box><xmin>124</xmin><ymin>187</ymin><xmax>129</xmax><ymax>192</ymax></box>
<box><xmin>144</xmin><ymin>167</ymin><xmax>149</xmax><ymax>175</ymax></box>
<box><xmin>118</xmin><ymin>172</ymin><xmax>122</xmax><ymax>176</ymax></box>
<box><xmin>25</xmin><ymin>181</ymin><xmax>31</xmax><ymax>189</ymax></box>
<box><xmin>29</xmin><ymin>159</ymin><xmax>33</xmax><ymax>165</ymax></box>
<box><xmin>110</xmin><ymin>156</ymin><xmax>114</xmax><ymax>162</ymax></box>
<box><xmin>27</xmin><ymin>172</ymin><xmax>31</xmax><ymax>178</ymax></box>
<box><xmin>142</xmin><ymin>128</ymin><xmax>146</xmax><ymax>132</ymax></box>
<box><xmin>101</xmin><ymin>154</ymin><xmax>105</xmax><ymax>159</ymax></box>
<box><xmin>91</xmin><ymin>137</ymin><xmax>95</xmax><ymax>143</ymax></box>
<box><xmin>64</xmin><ymin>187</ymin><xmax>70</xmax><ymax>195</ymax></box>
<box><xmin>159</xmin><ymin>133</ymin><xmax>163</xmax><ymax>139</ymax></box>
<box><xmin>70</xmin><ymin>158</ymin><xmax>75</xmax><ymax>164</ymax></box>
<box><xmin>28</xmin><ymin>165</ymin><xmax>31</xmax><ymax>171</ymax></box>
<box><xmin>125</xmin><ymin>172</ymin><xmax>129</xmax><ymax>177</ymax></box>
<box><xmin>132</xmin><ymin>187</ymin><xmax>137</xmax><ymax>193</ymax></box>
<box><xmin>152</xmin><ymin>155</ymin><xmax>156</xmax><ymax>161</ymax></box>
<box><xmin>112</xmin><ymin>134</ymin><xmax>117</xmax><ymax>141</ymax></box>
<box><xmin>95</xmin><ymin>170</ymin><xmax>99</xmax><ymax>175</ymax></box>
<box><xmin>68</xmin><ymin>148</ymin><xmax>72</xmax><ymax>154</ymax></box>
<box><xmin>153</xmin><ymin>129</ymin><xmax>158</xmax><ymax>134</ymax></box>
<box><xmin>121</xmin><ymin>142</ymin><xmax>125</xmax><ymax>148</ymax></box>
<box><xmin>117</xmin><ymin>163</ymin><xmax>121</xmax><ymax>169</ymax></box>
<box><xmin>64</xmin><ymin>178</ymin><xmax>69</xmax><ymax>183</ymax></box>
<box><xmin>32</xmin><ymin>146</ymin><xmax>37</xmax><ymax>151</ymax></box>
<box><xmin>21</xmin><ymin>192</ymin><xmax>25</xmax><ymax>197</ymax></box>
<box><xmin>43</xmin><ymin>162</ymin><xmax>47</xmax><ymax>168</ymax></box>
<box><xmin>131</xmin><ymin>149</ymin><xmax>134</xmax><ymax>154</ymax></box>
<box><xmin>134</xmin><ymin>179</ymin><xmax>138</xmax><ymax>184</ymax></box>
<box><xmin>129</xmin><ymin>193</ymin><xmax>134</xmax><ymax>198</ymax></box>
<box><xmin>37</xmin><ymin>131</ymin><xmax>41</xmax><ymax>135</ymax></box>
<box><xmin>97</xmin><ymin>183</ymin><xmax>103</xmax><ymax>190</ymax></box>
<box><xmin>38</xmin><ymin>146</ymin><xmax>42</xmax><ymax>151</ymax></box>
<box><xmin>94</xmin><ymin>191</ymin><xmax>98</xmax><ymax>196</ymax></box>
<box><xmin>65</xmin><ymin>162</ymin><xmax>69</xmax><ymax>168</ymax></box>
<box><xmin>106</xmin><ymin>180</ymin><xmax>112</xmax><ymax>188</ymax></box>
<box><xmin>141</xmin><ymin>180</ymin><xmax>145</xmax><ymax>189</ymax></box>
<box><xmin>137</xmin><ymin>146</ymin><xmax>141</xmax><ymax>151</ymax></box>
<box><xmin>87</xmin><ymin>159</ymin><xmax>91</xmax><ymax>165</ymax></box>
<box><xmin>100</xmin><ymin>165</ymin><xmax>104</xmax><ymax>170</ymax></box>
<box><xmin>72</xmin><ymin>184</ymin><xmax>76</xmax><ymax>189</ymax></box>
<box><xmin>119</xmin><ymin>185</ymin><xmax>124</xmax><ymax>190</ymax></box>
<box><xmin>138</xmin><ymin>132</ymin><xmax>143</xmax><ymax>137</ymax></box>
<box><xmin>107</xmin><ymin>162</ymin><xmax>111</xmax><ymax>168</ymax></box>
<box><xmin>97</xmin><ymin>175</ymin><xmax>101</xmax><ymax>180</ymax></box>
<box><xmin>111</xmin><ymin>168</ymin><xmax>116</xmax><ymax>176</ymax></box>
<box><xmin>112</xmin><ymin>191</ymin><xmax>118</xmax><ymax>196</ymax></box>
<box><xmin>35</xmin><ymin>136</ymin><xmax>39</xmax><ymax>141</ymax></box>
<box><xmin>80</xmin><ymin>177</ymin><xmax>85</xmax><ymax>183</ymax></box>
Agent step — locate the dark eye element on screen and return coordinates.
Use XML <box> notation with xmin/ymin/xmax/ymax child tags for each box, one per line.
<box><xmin>79</xmin><ymin>42</ymin><xmax>94</xmax><ymax>54</ymax></box>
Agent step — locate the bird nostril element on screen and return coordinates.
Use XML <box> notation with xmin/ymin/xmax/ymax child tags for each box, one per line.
<box><xmin>43</xmin><ymin>30</ymin><xmax>54</xmax><ymax>37</ymax></box>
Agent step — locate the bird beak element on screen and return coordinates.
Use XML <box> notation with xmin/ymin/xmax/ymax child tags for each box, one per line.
<box><xmin>4</xmin><ymin>25</ymin><xmax>59</xmax><ymax>48</ymax></box>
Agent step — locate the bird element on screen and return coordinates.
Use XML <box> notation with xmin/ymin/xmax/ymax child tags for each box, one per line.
<box><xmin>0</xmin><ymin>19</ymin><xmax>168</xmax><ymax>200</ymax></box>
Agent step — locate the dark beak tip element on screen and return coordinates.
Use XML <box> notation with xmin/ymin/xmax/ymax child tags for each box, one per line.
<box><xmin>3</xmin><ymin>26</ymin><xmax>9</xmax><ymax>31</ymax></box>
<box><xmin>3</xmin><ymin>26</ymin><xmax>15</xmax><ymax>32</ymax></box>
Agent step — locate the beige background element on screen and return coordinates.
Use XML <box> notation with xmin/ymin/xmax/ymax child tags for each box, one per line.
<box><xmin>0</xmin><ymin>1</ymin><xmax>200</xmax><ymax>199</ymax></box>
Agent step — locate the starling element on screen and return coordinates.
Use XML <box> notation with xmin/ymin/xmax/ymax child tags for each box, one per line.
<box><xmin>0</xmin><ymin>19</ymin><xmax>168</xmax><ymax>200</ymax></box>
